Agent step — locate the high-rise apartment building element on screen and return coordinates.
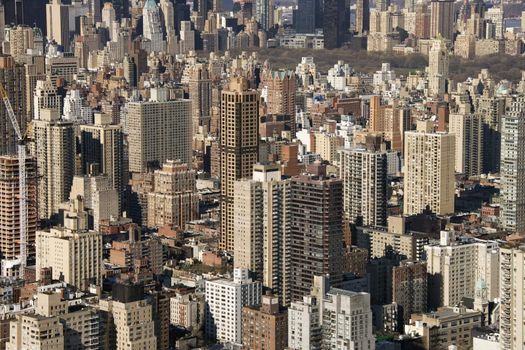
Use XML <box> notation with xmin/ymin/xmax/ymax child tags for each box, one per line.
<box><xmin>147</xmin><ymin>159</ymin><xmax>199</xmax><ymax>229</ymax></box>
<box><xmin>0</xmin><ymin>155</ymin><xmax>37</xmax><ymax>262</ymax></box>
<box><xmin>405</xmin><ymin>306</ymin><xmax>481</xmax><ymax>349</ymax></box>
<box><xmin>262</xmin><ymin>70</ymin><xmax>297</xmax><ymax>136</ymax></box>
<box><xmin>6</xmin><ymin>313</ymin><xmax>64</xmax><ymax>350</ymax></box>
<box><xmin>425</xmin><ymin>231</ymin><xmax>499</xmax><ymax>309</ymax></box>
<box><xmin>99</xmin><ymin>283</ymin><xmax>158</xmax><ymax>350</ymax></box>
<box><xmin>288</xmin><ymin>295</ymin><xmax>322</xmax><ymax>349</ymax></box>
<box><xmin>499</xmin><ymin>246</ymin><xmax>525</xmax><ymax>349</ymax></box>
<box><xmin>355</xmin><ymin>0</ymin><xmax>370</xmax><ymax>34</ymax></box>
<box><xmin>188</xmin><ymin>64</ymin><xmax>212</xmax><ymax>134</ymax></box>
<box><xmin>80</xmin><ymin>113</ymin><xmax>125</xmax><ymax>209</ymax></box>
<box><xmin>33</xmin><ymin>109</ymin><xmax>76</xmax><ymax>219</ymax></box>
<box><xmin>241</xmin><ymin>294</ymin><xmax>287</xmax><ymax>350</ymax></box>
<box><xmin>449</xmin><ymin>112</ymin><xmax>483</xmax><ymax>177</ymax></box>
<box><xmin>415</xmin><ymin>2</ymin><xmax>431</xmax><ymax>38</ymax></box>
<box><xmin>35</xmin><ymin>291</ymin><xmax>101</xmax><ymax>350</ymax></box>
<box><xmin>392</xmin><ymin>260</ymin><xmax>428</xmax><ymax>324</ymax></box>
<box><xmin>219</xmin><ymin>77</ymin><xmax>259</xmax><ymax>251</ymax></box>
<box><xmin>170</xmin><ymin>291</ymin><xmax>204</xmax><ymax>330</ymax></box>
<box><xmin>403</xmin><ymin>121</ymin><xmax>455</xmax><ymax>216</ymax></box>
<box><xmin>289</xmin><ymin>169</ymin><xmax>344</xmax><ymax>301</ymax></box>
<box><xmin>233</xmin><ymin>163</ymin><xmax>290</xmax><ymax>304</ymax></box>
<box><xmin>340</xmin><ymin>146</ymin><xmax>387</xmax><ymax>226</ymax></box>
<box><xmin>430</xmin><ymin>0</ymin><xmax>455</xmax><ymax>40</ymax></box>
<box><xmin>69</xmin><ymin>174</ymin><xmax>120</xmax><ymax>230</ymax></box>
<box><xmin>427</xmin><ymin>38</ymin><xmax>449</xmax><ymax>97</ymax></box>
<box><xmin>36</xmin><ymin>197</ymin><xmax>103</xmax><ymax>291</ymax></box>
<box><xmin>322</xmin><ymin>289</ymin><xmax>375</xmax><ymax>350</ymax></box>
<box><xmin>478</xmin><ymin>95</ymin><xmax>505</xmax><ymax>174</ymax></box>
<box><xmin>127</xmin><ymin>88</ymin><xmax>192</xmax><ymax>173</ymax></box>
<box><xmin>4</xmin><ymin>25</ymin><xmax>43</xmax><ymax>57</ymax></box>
<box><xmin>0</xmin><ymin>55</ymin><xmax>26</xmax><ymax>155</ymax></box>
<box><xmin>255</xmin><ymin>0</ymin><xmax>275</xmax><ymax>31</ymax></box>
<box><xmin>501</xmin><ymin>97</ymin><xmax>525</xmax><ymax>232</ymax></box>
<box><xmin>263</xmin><ymin>70</ymin><xmax>296</xmax><ymax>116</ymax></box>
<box><xmin>357</xmin><ymin>219</ymin><xmax>429</xmax><ymax>261</ymax></box>
<box><xmin>205</xmin><ymin>268</ymin><xmax>262</xmax><ymax>344</ymax></box>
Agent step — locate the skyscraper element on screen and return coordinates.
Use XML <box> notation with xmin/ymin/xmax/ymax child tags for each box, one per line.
<box><xmin>288</xmin><ymin>295</ymin><xmax>322</xmax><ymax>349</ymax></box>
<box><xmin>425</xmin><ymin>231</ymin><xmax>499</xmax><ymax>309</ymax></box>
<box><xmin>376</xmin><ymin>0</ymin><xmax>390</xmax><ymax>11</ymax></box>
<box><xmin>205</xmin><ymin>268</ymin><xmax>262</xmax><ymax>343</ymax></box>
<box><xmin>500</xmin><ymin>246</ymin><xmax>525</xmax><ymax>349</ymax></box>
<box><xmin>478</xmin><ymin>95</ymin><xmax>505</xmax><ymax>174</ymax></box>
<box><xmin>500</xmin><ymin>97</ymin><xmax>525</xmax><ymax>232</ymax></box>
<box><xmin>80</xmin><ymin>113</ymin><xmax>125</xmax><ymax>210</ymax></box>
<box><xmin>102</xmin><ymin>2</ymin><xmax>116</xmax><ymax>34</ymax></box>
<box><xmin>233</xmin><ymin>163</ymin><xmax>291</xmax><ymax>305</ymax></box>
<box><xmin>0</xmin><ymin>155</ymin><xmax>37</xmax><ymax>261</ymax></box>
<box><xmin>219</xmin><ymin>77</ymin><xmax>259</xmax><ymax>251</ymax></box>
<box><xmin>322</xmin><ymin>289</ymin><xmax>375</xmax><ymax>350</ymax></box>
<box><xmin>430</xmin><ymin>0</ymin><xmax>455</xmax><ymax>40</ymax></box>
<box><xmin>46</xmin><ymin>0</ymin><xmax>70</xmax><ymax>50</ymax></box>
<box><xmin>160</xmin><ymin>0</ymin><xmax>176</xmax><ymax>33</ymax></box>
<box><xmin>339</xmin><ymin>146</ymin><xmax>388</xmax><ymax>226</ymax></box>
<box><xmin>174</xmin><ymin>0</ymin><xmax>191</xmax><ymax>35</ymax></box>
<box><xmin>294</xmin><ymin>0</ymin><xmax>316</xmax><ymax>33</ymax></box>
<box><xmin>0</xmin><ymin>55</ymin><xmax>26</xmax><ymax>155</ymax></box>
<box><xmin>323</xmin><ymin>0</ymin><xmax>346</xmax><ymax>49</ymax></box>
<box><xmin>355</xmin><ymin>0</ymin><xmax>370</xmax><ymax>34</ymax></box>
<box><xmin>255</xmin><ymin>0</ymin><xmax>275</xmax><ymax>31</ymax></box>
<box><xmin>33</xmin><ymin>109</ymin><xmax>76</xmax><ymax>220</ymax></box>
<box><xmin>188</xmin><ymin>64</ymin><xmax>212</xmax><ymax>134</ymax></box>
<box><xmin>126</xmin><ymin>88</ymin><xmax>192</xmax><ymax>173</ymax></box>
<box><xmin>241</xmin><ymin>294</ymin><xmax>288</xmax><ymax>350</ymax></box>
<box><xmin>2</xmin><ymin>0</ymin><xmax>46</xmax><ymax>36</ymax></box>
<box><xmin>289</xmin><ymin>167</ymin><xmax>344</xmax><ymax>301</ymax></box>
<box><xmin>111</xmin><ymin>0</ymin><xmax>130</xmax><ymax>20</ymax></box>
<box><xmin>36</xmin><ymin>197</ymin><xmax>103</xmax><ymax>291</ymax></box>
<box><xmin>99</xmin><ymin>284</ymin><xmax>158</xmax><ymax>350</ymax></box>
<box><xmin>262</xmin><ymin>69</ymin><xmax>297</xmax><ymax>137</ymax></box>
<box><xmin>392</xmin><ymin>260</ymin><xmax>428</xmax><ymax>324</ymax></box>
<box><xmin>143</xmin><ymin>0</ymin><xmax>166</xmax><ymax>52</ymax></box>
<box><xmin>33</xmin><ymin>79</ymin><xmax>62</xmax><ymax>121</ymax></box>
<box><xmin>263</xmin><ymin>70</ymin><xmax>297</xmax><ymax>114</ymax></box>
<box><xmin>69</xmin><ymin>174</ymin><xmax>119</xmax><ymax>230</ymax></box>
<box><xmin>88</xmin><ymin>0</ymin><xmax>101</xmax><ymax>23</ymax></box>
<box><xmin>427</xmin><ymin>38</ymin><xmax>449</xmax><ymax>97</ymax></box>
<box><xmin>147</xmin><ymin>159</ymin><xmax>199</xmax><ymax>229</ymax></box>
<box><xmin>403</xmin><ymin>121</ymin><xmax>455</xmax><ymax>216</ymax></box>
<box><xmin>449</xmin><ymin>112</ymin><xmax>483</xmax><ymax>177</ymax></box>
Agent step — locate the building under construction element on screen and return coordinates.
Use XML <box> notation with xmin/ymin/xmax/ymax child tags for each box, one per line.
<box><xmin>0</xmin><ymin>155</ymin><xmax>37</xmax><ymax>262</ymax></box>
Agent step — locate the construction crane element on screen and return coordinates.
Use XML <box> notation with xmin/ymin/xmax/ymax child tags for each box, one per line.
<box><xmin>0</xmin><ymin>84</ymin><xmax>28</xmax><ymax>279</ymax></box>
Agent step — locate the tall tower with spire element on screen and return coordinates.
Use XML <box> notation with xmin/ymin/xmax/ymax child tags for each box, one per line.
<box><xmin>143</xmin><ymin>0</ymin><xmax>166</xmax><ymax>52</ymax></box>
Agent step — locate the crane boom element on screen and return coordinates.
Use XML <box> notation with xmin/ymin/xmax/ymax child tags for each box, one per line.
<box><xmin>0</xmin><ymin>84</ymin><xmax>27</xmax><ymax>279</ymax></box>
<box><xmin>0</xmin><ymin>85</ymin><xmax>22</xmax><ymax>140</ymax></box>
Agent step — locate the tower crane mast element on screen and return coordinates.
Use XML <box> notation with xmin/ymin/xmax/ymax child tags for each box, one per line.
<box><xmin>0</xmin><ymin>84</ymin><xmax>27</xmax><ymax>279</ymax></box>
